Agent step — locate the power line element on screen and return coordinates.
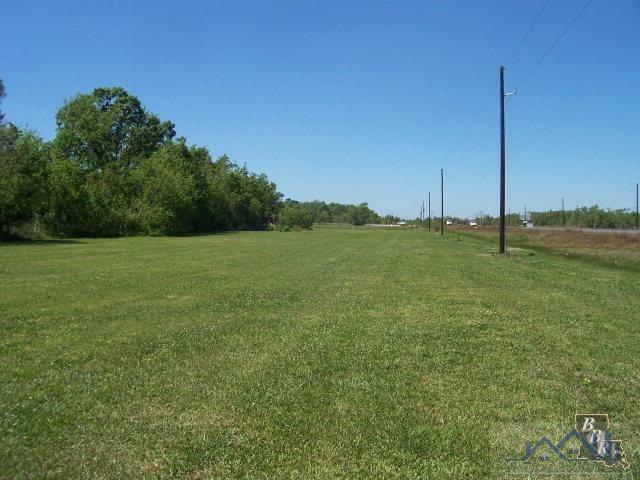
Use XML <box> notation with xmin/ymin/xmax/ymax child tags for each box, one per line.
<box><xmin>460</xmin><ymin>112</ymin><xmax>499</xmax><ymax>163</ymax></box>
<box><xmin>455</xmin><ymin>0</ymin><xmax>550</xmax><ymax>158</ymax></box>
<box><xmin>456</xmin><ymin>79</ymin><xmax>498</xmax><ymax>150</ymax></box>
<box><xmin>504</xmin><ymin>0</ymin><xmax>551</xmax><ymax>67</ymax></box>
<box><xmin>515</xmin><ymin>0</ymin><xmax>594</xmax><ymax>90</ymax></box>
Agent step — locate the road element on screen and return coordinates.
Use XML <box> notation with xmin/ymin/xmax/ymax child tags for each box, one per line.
<box><xmin>530</xmin><ymin>226</ymin><xmax>640</xmax><ymax>235</ymax></box>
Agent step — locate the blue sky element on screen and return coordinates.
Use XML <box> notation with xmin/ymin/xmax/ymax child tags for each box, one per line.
<box><xmin>3</xmin><ymin>0</ymin><xmax>639</xmax><ymax>218</ymax></box>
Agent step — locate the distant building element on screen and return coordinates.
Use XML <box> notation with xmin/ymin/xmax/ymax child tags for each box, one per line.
<box><xmin>469</xmin><ymin>221</ymin><xmax>477</xmax><ymax>226</ymax></box>
<box><xmin>446</xmin><ymin>220</ymin><xmax>453</xmax><ymax>225</ymax></box>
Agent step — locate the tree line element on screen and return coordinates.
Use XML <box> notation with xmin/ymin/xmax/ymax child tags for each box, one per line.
<box><xmin>282</xmin><ymin>200</ymin><xmax>389</xmax><ymax>226</ymax></box>
<box><xmin>475</xmin><ymin>206</ymin><xmax>637</xmax><ymax>229</ymax></box>
<box><xmin>0</xmin><ymin>81</ymin><xmax>385</xmax><ymax>239</ymax></box>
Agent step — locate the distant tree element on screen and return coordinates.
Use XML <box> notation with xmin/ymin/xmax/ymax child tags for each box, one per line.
<box><xmin>381</xmin><ymin>214</ymin><xmax>400</xmax><ymax>224</ymax></box>
<box><xmin>348</xmin><ymin>202</ymin><xmax>375</xmax><ymax>226</ymax></box>
<box><xmin>0</xmin><ymin>79</ymin><xmax>5</xmax><ymax>124</ymax></box>
<box><xmin>279</xmin><ymin>204</ymin><xmax>313</xmax><ymax>229</ymax></box>
<box><xmin>285</xmin><ymin>199</ymin><xmax>382</xmax><ymax>225</ymax></box>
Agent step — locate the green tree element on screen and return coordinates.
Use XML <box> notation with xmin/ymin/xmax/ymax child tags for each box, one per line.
<box><xmin>45</xmin><ymin>157</ymin><xmax>88</xmax><ymax>236</ymax></box>
<box><xmin>0</xmin><ymin>131</ymin><xmax>50</xmax><ymax>237</ymax></box>
<box><xmin>279</xmin><ymin>204</ymin><xmax>313</xmax><ymax>229</ymax></box>
<box><xmin>0</xmin><ymin>81</ymin><xmax>50</xmax><ymax>238</ymax></box>
<box><xmin>0</xmin><ymin>79</ymin><xmax>5</xmax><ymax>124</ymax></box>
<box><xmin>53</xmin><ymin>87</ymin><xmax>175</xmax><ymax>172</ymax></box>
<box><xmin>130</xmin><ymin>142</ymin><xmax>198</xmax><ymax>235</ymax></box>
<box><xmin>348</xmin><ymin>202</ymin><xmax>374</xmax><ymax>226</ymax></box>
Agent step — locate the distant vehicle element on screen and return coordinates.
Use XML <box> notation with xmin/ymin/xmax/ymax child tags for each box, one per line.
<box><xmin>469</xmin><ymin>221</ymin><xmax>477</xmax><ymax>226</ymax></box>
<box><xmin>446</xmin><ymin>220</ymin><xmax>453</xmax><ymax>225</ymax></box>
<box><xmin>522</xmin><ymin>221</ymin><xmax>534</xmax><ymax>228</ymax></box>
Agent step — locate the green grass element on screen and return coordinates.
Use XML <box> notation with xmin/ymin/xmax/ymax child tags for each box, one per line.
<box><xmin>1</xmin><ymin>227</ymin><xmax>639</xmax><ymax>479</ymax></box>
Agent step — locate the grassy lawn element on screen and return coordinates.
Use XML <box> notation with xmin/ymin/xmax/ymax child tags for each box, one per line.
<box><xmin>1</xmin><ymin>226</ymin><xmax>639</xmax><ymax>479</ymax></box>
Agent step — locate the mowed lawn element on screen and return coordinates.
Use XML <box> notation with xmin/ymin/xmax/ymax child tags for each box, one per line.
<box><xmin>1</xmin><ymin>227</ymin><xmax>639</xmax><ymax>479</ymax></box>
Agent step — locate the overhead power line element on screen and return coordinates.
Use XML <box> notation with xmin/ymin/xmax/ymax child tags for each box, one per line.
<box><xmin>515</xmin><ymin>0</ymin><xmax>594</xmax><ymax>90</ymax></box>
<box><xmin>460</xmin><ymin>112</ymin><xmax>499</xmax><ymax>163</ymax></box>
<box><xmin>505</xmin><ymin>0</ymin><xmax>552</xmax><ymax>67</ymax></box>
<box><xmin>455</xmin><ymin>0</ymin><xmax>550</xmax><ymax>158</ymax></box>
<box><xmin>457</xmin><ymin>79</ymin><xmax>498</xmax><ymax>150</ymax></box>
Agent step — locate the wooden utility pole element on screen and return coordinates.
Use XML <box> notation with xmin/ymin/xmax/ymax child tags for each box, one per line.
<box><xmin>428</xmin><ymin>192</ymin><xmax>431</xmax><ymax>231</ymax></box>
<box><xmin>561</xmin><ymin>197</ymin><xmax>565</xmax><ymax>228</ymax></box>
<box><xmin>499</xmin><ymin>66</ymin><xmax>506</xmax><ymax>254</ymax></box>
<box><xmin>440</xmin><ymin>169</ymin><xmax>444</xmax><ymax>235</ymax></box>
<box><xmin>636</xmin><ymin>182</ymin><xmax>639</xmax><ymax>230</ymax></box>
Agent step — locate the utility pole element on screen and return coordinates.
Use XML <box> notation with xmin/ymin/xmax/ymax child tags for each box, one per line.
<box><xmin>440</xmin><ymin>169</ymin><xmax>444</xmax><ymax>235</ymax></box>
<box><xmin>499</xmin><ymin>66</ymin><xmax>506</xmax><ymax>254</ymax></box>
<box><xmin>576</xmin><ymin>204</ymin><xmax>580</xmax><ymax>228</ymax></box>
<box><xmin>421</xmin><ymin>201</ymin><xmax>425</xmax><ymax>227</ymax></box>
<box><xmin>428</xmin><ymin>192</ymin><xmax>431</xmax><ymax>231</ymax></box>
<box><xmin>561</xmin><ymin>197</ymin><xmax>565</xmax><ymax>228</ymax></box>
<box><xmin>636</xmin><ymin>182</ymin><xmax>638</xmax><ymax>230</ymax></box>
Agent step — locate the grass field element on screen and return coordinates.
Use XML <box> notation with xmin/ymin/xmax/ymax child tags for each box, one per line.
<box><xmin>1</xmin><ymin>226</ymin><xmax>639</xmax><ymax>479</ymax></box>
<box><xmin>456</xmin><ymin>226</ymin><xmax>640</xmax><ymax>271</ymax></box>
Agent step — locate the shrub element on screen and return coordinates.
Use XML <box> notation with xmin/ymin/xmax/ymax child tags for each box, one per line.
<box><xmin>279</xmin><ymin>205</ymin><xmax>313</xmax><ymax>230</ymax></box>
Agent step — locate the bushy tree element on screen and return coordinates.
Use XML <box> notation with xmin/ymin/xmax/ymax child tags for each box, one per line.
<box><xmin>0</xmin><ymin>130</ymin><xmax>50</xmax><ymax>237</ymax></box>
<box><xmin>45</xmin><ymin>157</ymin><xmax>88</xmax><ymax>236</ymax></box>
<box><xmin>0</xmin><ymin>84</ymin><xmax>51</xmax><ymax>238</ymax></box>
<box><xmin>207</xmin><ymin>156</ymin><xmax>281</xmax><ymax>231</ymax></box>
<box><xmin>53</xmin><ymin>87</ymin><xmax>175</xmax><ymax>172</ymax></box>
<box><xmin>348</xmin><ymin>202</ymin><xmax>374</xmax><ymax>226</ymax></box>
<box><xmin>130</xmin><ymin>142</ymin><xmax>198</xmax><ymax>235</ymax></box>
<box><xmin>279</xmin><ymin>204</ymin><xmax>313</xmax><ymax>229</ymax></box>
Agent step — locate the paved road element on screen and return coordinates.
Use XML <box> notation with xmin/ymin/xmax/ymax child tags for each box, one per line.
<box><xmin>530</xmin><ymin>226</ymin><xmax>640</xmax><ymax>236</ymax></box>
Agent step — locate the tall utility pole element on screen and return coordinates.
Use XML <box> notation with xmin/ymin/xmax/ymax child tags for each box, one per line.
<box><xmin>636</xmin><ymin>182</ymin><xmax>639</xmax><ymax>230</ymax></box>
<box><xmin>561</xmin><ymin>197</ymin><xmax>565</xmax><ymax>228</ymax></box>
<box><xmin>576</xmin><ymin>204</ymin><xmax>580</xmax><ymax>228</ymax></box>
<box><xmin>440</xmin><ymin>169</ymin><xmax>444</xmax><ymax>235</ymax></box>
<box><xmin>499</xmin><ymin>66</ymin><xmax>506</xmax><ymax>254</ymax></box>
<box><xmin>428</xmin><ymin>192</ymin><xmax>431</xmax><ymax>231</ymax></box>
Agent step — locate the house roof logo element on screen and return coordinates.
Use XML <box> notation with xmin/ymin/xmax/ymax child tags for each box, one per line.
<box><xmin>521</xmin><ymin>414</ymin><xmax>628</xmax><ymax>469</ymax></box>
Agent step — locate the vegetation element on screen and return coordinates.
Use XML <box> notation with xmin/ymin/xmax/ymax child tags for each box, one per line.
<box><xmin>2</xmin><ymin>226</ymin><xmax>638</xmax><ymax>478</ymax></box>
<box><xmin>0</xmin><ymin>83</ymin><xmax>283</xmax><ymax>238</ymax></box>
<box><xmin>278</xmin><ymin>203</ymin><xmax>313</xmax><ymax>230</ymax></box>
<box><xmin>458</xmin><ymin>225</ymin><xmax>640</xmax><ymax>270</ymax></box>
<box><xmin>475</xmin><ymin>206</ymin><xmax>637</xmax><ymax>229</ymax></box>
<box><xmin>285</xmin><ymin>199</ymin><xmax>382</xmax><ymax>225</ymax></box>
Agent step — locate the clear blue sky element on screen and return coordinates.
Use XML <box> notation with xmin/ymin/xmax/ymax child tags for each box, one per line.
<box><xmin>4</xmin><ymin>0</ymin><xmax>639</xmax><ymax>219</ymax></box>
